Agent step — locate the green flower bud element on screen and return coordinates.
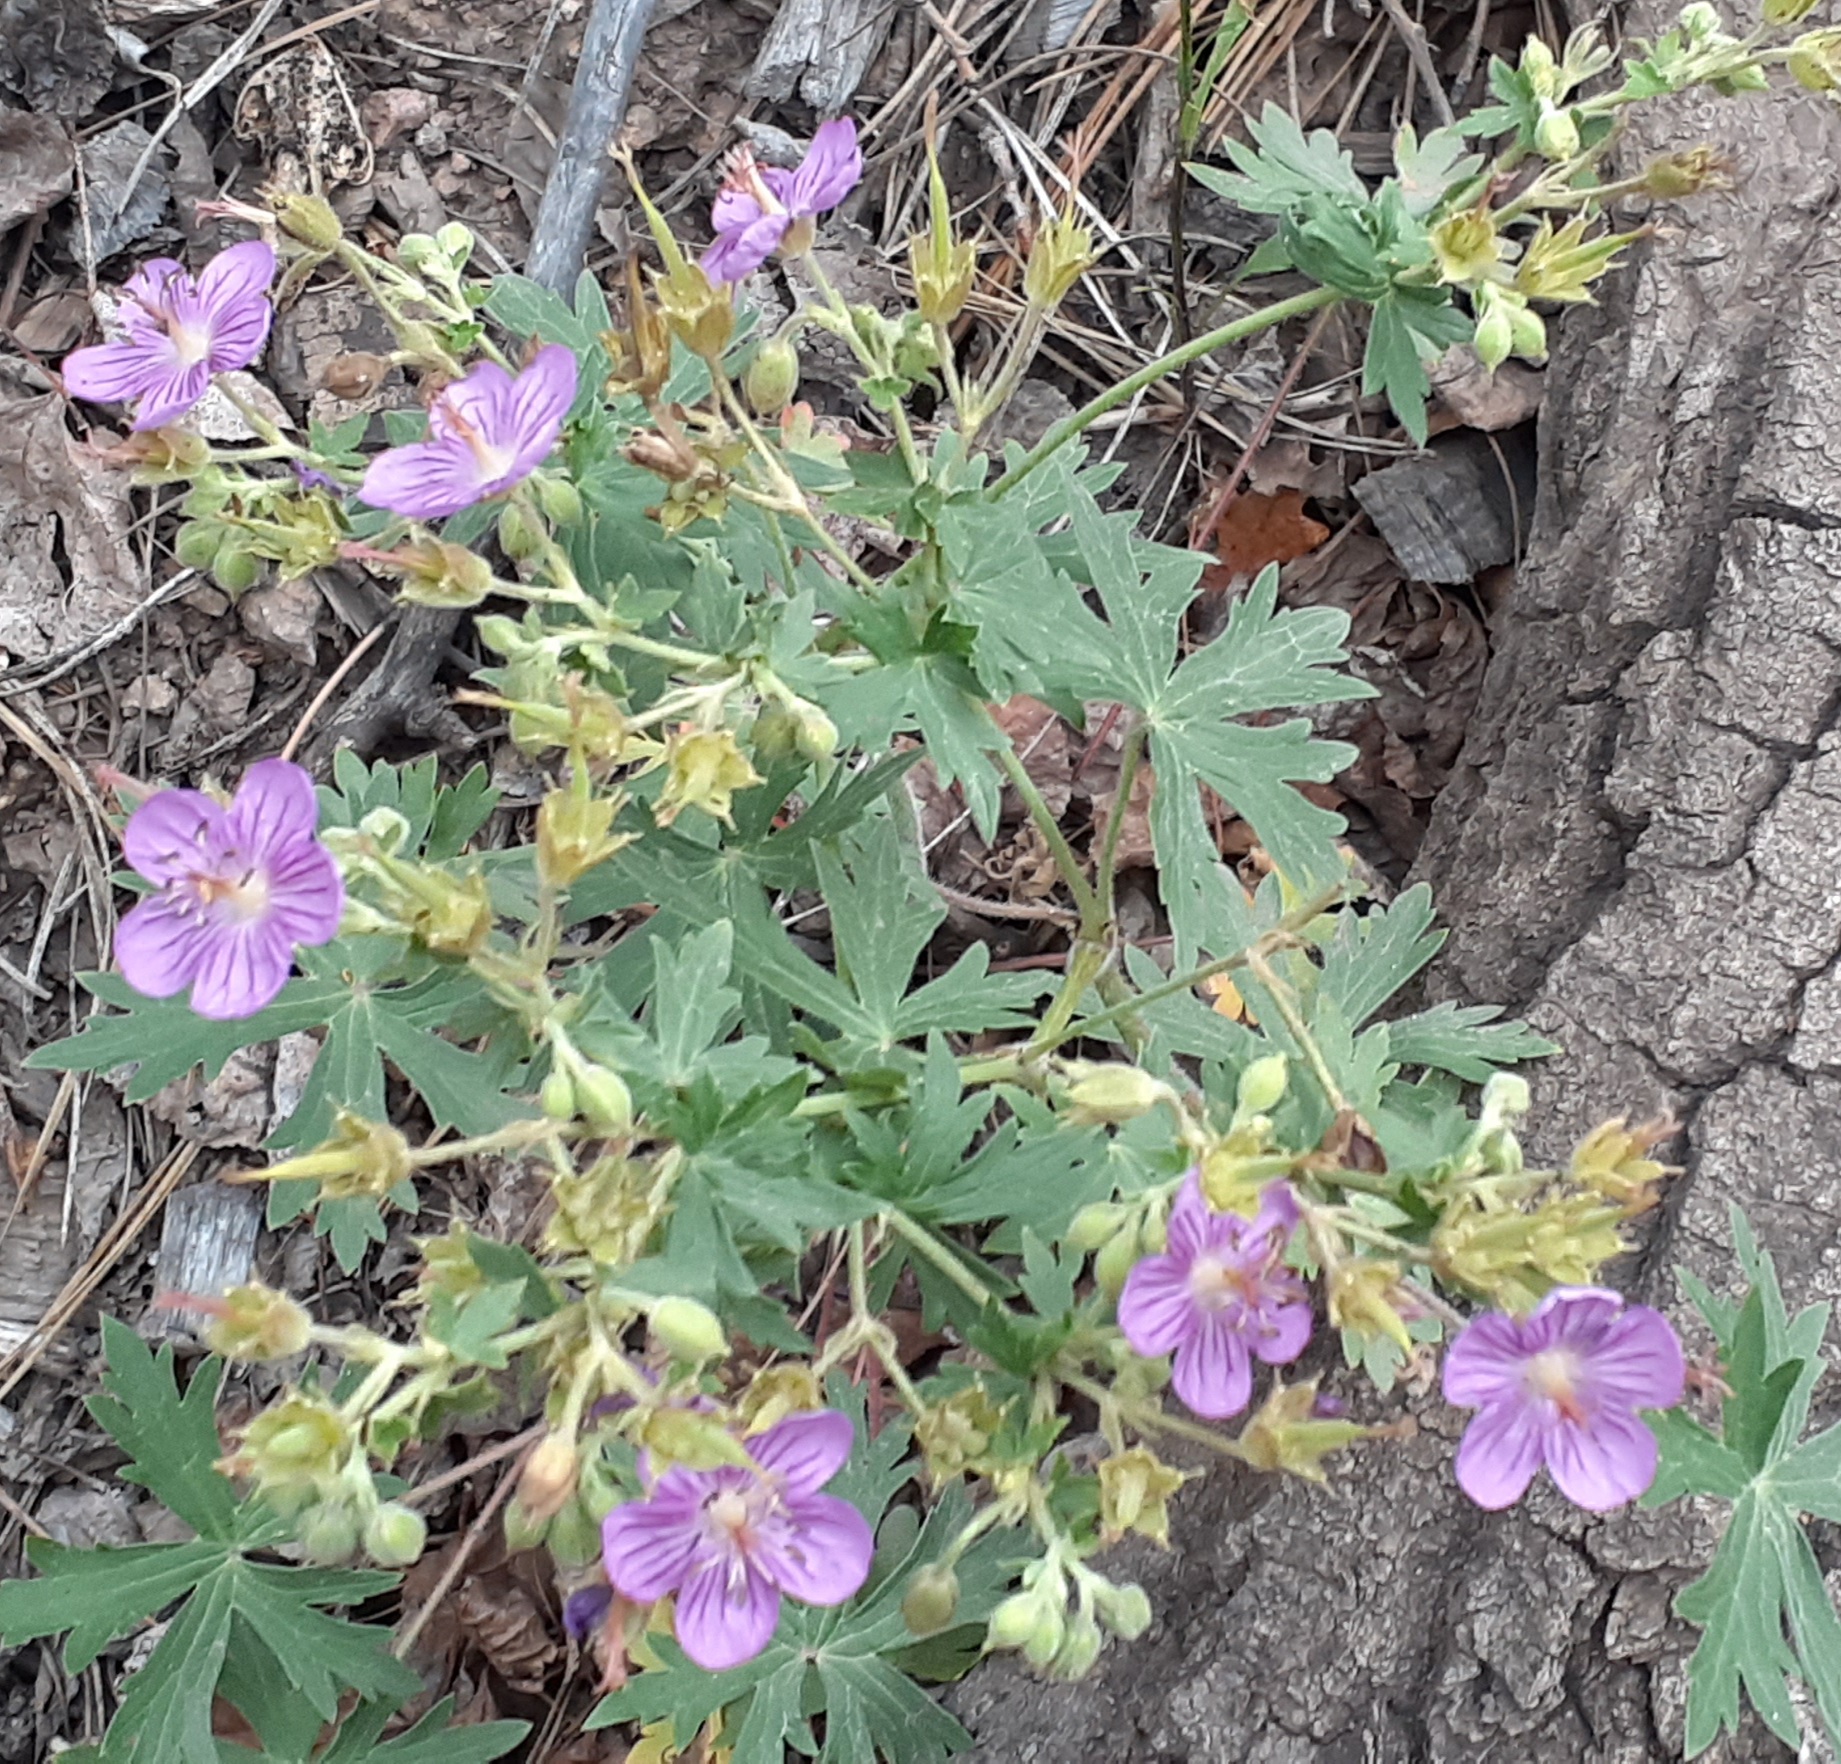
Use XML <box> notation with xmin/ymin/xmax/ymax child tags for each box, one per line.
<box><xmin>396</xmin><ymin>232</ymin><xmax>439</xmax><ymax>270</ymax></box>
<box><xmin>1020</xmin><ymin>1596</ymin><xmax>1068</xmax><ymax>1670</ymax></box>
<box><xmin>175</xmin><ymin>521</ymin><xmax>225</xmax><ymax>571</ymax></box>
<box><xmin>986</xmin><ymin>1592</ymin><xmax>1041</xmax><ymax>1651</ymax></box>
<box><xmin>793</xmin><ymin>700</ymin><xmax>838</xmax><ymax>763</ymax></box>
<box><xmin>212</xmin><ymin>542</ymin><xmax>263</xmax><ymax>596</ymax></box>
<box><xmin>358</xmin><ymin>806</ymin><xmax>412</xmax><ymax>853</ymax></box>
<box><xmin>435</xmin><ymin>221</ymin><xmax>475</xmax><ymax>267</ymax></box>
<box><xmin>902</xmin><ymin>1563</ymin><xmax>961</xmax><ymax>1637</ymax></box>
<box><xmin>649</xmin><ymin>1295</ymin><xmax>728</xmax><ymax>1363</ymax></box>
<box><xmin>498</xmin><ymin>502</ymin><xmax>544</xmax><ymax>561</ymax></box>
<box><xmin>574</xmin><ymin>1062</ymin><xmax>634</xmax><ymax>1136</ymax></box>
<box><xmin>1678</xmin><ymin>2</ymin><xmax>1722</xmax><ymax>40</ymax></box>
<box><xmin>1093</xmin><ymin>1225</ymin><xmax>1140</xmax><ymax>1298</ymax></box>
<box><xmin>1047</xmin><ymin>1609</ymin><xmax>1103</xmax><ymax>1679</ymax></box>
<box><xmin>541</xmin><ymin>1067</ymin><xmax>577</xmax><ymax>1121</ymax></box>
<box><xmin>297</xmin><ymin>1501</ymin><xmax>360</xmax><ymax>1564</ymax></box>
<box><xmin>1064</xmin><ymin>1064</ymin><xmax>1172</xmax><ymax>1126</ymax></box>
<box><xmin>1506</xmin><ymin>301</ymin><xmax>1548</xmax><ymax>363</ymax></box>
<box><xmin>502</xmin><ymin>1496</ymin><xmax>551</xmax><ymax>1552</ymax></box>
<box><xmin>1067</xmin><ymin>1202</ymin><xmax>1130</xmax><ymax>1253</ymax></box>
<box><xmin>1533</xmin><ymin>102</ymin><xmax>1580</xmax><ymax>162</ymax></box>
<box><xmin>363</xmin><ymin>1501</ymin><xmax>428</xmax><ymax>1567</ymax></box>
<box><xmin>1095</xmin><ymin>1581</ymin><xmax>1153</xmax><ymax>1641</ymax></box>
<box><xmin>534</xmin><ymin>474</ymin><xmax>583</xmax><ymax>526</ymax></box>
<box><xmin>274</xmin><ymin>193</ymin><xmax>344</xmax><ymax>253</ymax></box>
<box><xmin>202</xmin><ymin>1282</ymin><xmax>313</xmax><ymax>1362</ymax></box>
<box><xmin>1474</xmin><ymin>297</ymin><xmax>1514</xmax><ymax>372</ymax></box>
<box><xmin>1520</xmin><ymin>34</ymin><xmax>1561</xmax><ymax>98</ymax></box>
<box><xmin>517</xmin><ymin>1432</ymin><xmax>580</xmax><ymax>1521</ymax></box>
<box><xmin>1236</xmin><ymin>1054</ymin><xmax>1289</xmax><ymax>1118</ymax></box>
<box><xmin>744</xmin><ymin>334</ymin><xmax>802</xmax><ymax>418</ymax></box>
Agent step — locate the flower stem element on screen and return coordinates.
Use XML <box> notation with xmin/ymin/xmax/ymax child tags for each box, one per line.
<box><xmin>882</xmin><ymin>1209</ymin><xmax>996</xmax><ymax>1305</ymax></box>
<box><xmin>989</xmin><ymin>286</ymin><xmax>1341</xmax><ymax>498</ymax></box>
<box><xmin>994</xmin><ymin>737</ymin><xmax>1101</xmax><ymax>928</ymax></box>
<box><xmin>1245</xmin><ymin>947</ymin><xmax>1348</xmax><ymax>1114</ymax></box>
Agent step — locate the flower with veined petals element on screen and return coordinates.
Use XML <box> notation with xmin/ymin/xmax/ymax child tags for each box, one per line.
<box><xmin>61</xmin><ymin>241</ymin><xmax>277</xmax><ymax>431</ymax></box>
<box><xmin>600</xmin><ymin>1408</ymin><xmax>873</xmax><ymax>1671</ymax></box>
<box><xmin>359</xmin><ymin>345</ymin><xmax>577</xmax><ymax>522</ymax></box>
<box><xmin>1443</xmin><ymin>1285</ymin><xmax>1685</xmax><ymax>1512</ymax></box>
<box><xmin>702</xmin><ymin>119</ymin><xmax>862</xmax><ymax>285</ymax></box>
<box><xmin>1117</xmin><ymin>1175</ymin><xmax>1312</xmax><ymax>1420</ymax></box>
<box><xmin>115</xmin><ymin>758</ymin><xmax>343</xmax><ymax>1020</ymax></box>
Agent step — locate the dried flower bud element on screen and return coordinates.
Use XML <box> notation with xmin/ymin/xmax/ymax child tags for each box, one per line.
<box><xmin>223</xmin><ymin>1391</ymin><xmax>352</xmax><ymax>1513</ymax></box>
<box><xmin>1236</xmin><ymin>1377</ymin><xmax>1369</xmax><ymax>1482</ymax></box>
<box><xmin>902</xmin><ymin>1563</ymin><xmax>961</xmax><ymax>1637</ymax></box>
<box><xmin>1640</xmin><ymin>147</ymin><xmax>1733</xmax><ymax>198</ymax></box>
<box><xmin>1327</xmin><ymin>1258</ymin><xmax>1414</xmax><ymax>1354</ymax></box>
<box><xmin>321</xmin><ymin>352</ymin><xmax>388</xmax><ymax>401</ymax></box>
<box><xmin>274</xmin><ymin>192</ymin><xmax>345</xmax><ymax>253</ymax></box>
<box><xmin>1431</xmin><ymin>210</ymin><xmax>1502</xmax><ymax>288</ymax></box>
<box><xmin>1022</xmin><ymin>213</ymin><xmax>1095</xmax><ymax>311</ymax></box>
<box><xmin>202</xmin><ymin>1282</ymin><xmax>313</xmax><ymax>1361</ymax></box>
<box><xmin>649</xmin><ymin>1295</ymin><xmax>727</xmax><ymax>1363</ymax></box>
<box><xmin>363</xmin><ymin>1501</ymin><xmax>428</xmax><ymax>1567</ymax></box>
<box><xmin>537</xmin><ymin>782</ymin><xmax>632</xmax><ymax>890</ymax></box>
<box><xmin>518</xmin><ymin>1432</ymin><xmax>581</xmax><ymax>1521</ymax></box>
<box><xmin>654</xmin><ymin>727</ymin><xmax>761</xmax><ymax>828</ymax></box>
<box><xmin>258</xmin><ymin>1111</ymin><xmax>413</xmax><ymax>1202</ymax></box>
<box><xmin>1098</xmin><ymin>1446</ymin><xmax>1189</xmax><ymax>1546</ymax></box>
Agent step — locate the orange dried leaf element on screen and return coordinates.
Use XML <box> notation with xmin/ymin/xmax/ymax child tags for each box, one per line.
<box><xmin>1199</xmin><ymin>489</ymin><xmax>1330</xmax><ymax>589</ymax></box>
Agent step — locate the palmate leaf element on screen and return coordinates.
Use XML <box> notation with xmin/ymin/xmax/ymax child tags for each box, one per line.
<box><xmin>1650</xmin><ymin>1208</ymin><xmax>1841</xmax><ymax>1755</ymax></box>
<box><xmin>1187</xmin><ymin>103</ymin><xmax>1369</xmax><ymax>213</ymax></box>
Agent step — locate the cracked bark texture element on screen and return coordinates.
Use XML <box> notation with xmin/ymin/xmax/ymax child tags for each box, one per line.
<box><xmin>948</xmin><ymin>38</ymin><xmax>1841</xmax><ymax>1764</ymax></box>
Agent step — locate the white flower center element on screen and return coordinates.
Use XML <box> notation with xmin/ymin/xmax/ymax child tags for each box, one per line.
<box><xmin>441</xmin><ymin>397</ymin><xmax>514</xmax><ymax>482</ymax></box>
<box><xmin>169</xmin><ymin>320</ymin><xmax>213</xmax><ymax>367</ymax></box>
<box><xmin>190</xmin><ymin>867</ymin><xmax>270</xmax><ymax>922</ymax></box>
<box><xmin>1187</xmin><ymin>1254</ymin><xmax>1247</xmax><ymax>1312</ymax></box>
<box><xmin>1525</xmin><ymin>1347</ymin><xmax>1587</xmax><ymax>1421</ymax></box>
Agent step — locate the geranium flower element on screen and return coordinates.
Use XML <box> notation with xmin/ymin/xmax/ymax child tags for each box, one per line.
<box><xmin>115</xmin><ymin>758</ymin><xmax>344</xmax><ymax>1020</ymax></box>
<box><xmin>702</xmin><ymin>120</ymin><xmax>862</xmax><ymax>284</ymax></box>
<box><xmin>61</xmin><ymin>241</ymin><xmax>277</xmax><ymax>431</ymax></box>
<box><xmin>1117</xmin><ymin>1175</ymin><xmax>1312</xmax><ymax>1420</ymax></box>
<box><xmin>359</xmin><ymin>345</ymin><xmax>577</xmax><ymax>522</ymax></box>
<box><xmin>1443</xmin><ymin>1285</ymin><xmax>1686</xmax><ymax>1511</ymax></box>
<box><xmin>600</xmin><ymin>1408</ymin><xmax>873</xmax><ymax>1671</ymax></box>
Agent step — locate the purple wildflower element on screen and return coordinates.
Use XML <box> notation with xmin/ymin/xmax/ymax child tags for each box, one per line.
<box><xmin>62</xmin><ymin>241</ymin><xmax>276</xmax><ymax>432</ymax></box>
<box><xmin>600</xmin><ymin>1408</ymin><xmax>873</xmax><ymax>1672</ymax></box>
<box><xmin>1117</xmin><ymin>1175</ymin><xmax>1312</xmax><ymax>1420</ymax></box>
<box><xmin>1443</xmin><ymin>1286</ymin><xmax>1686</xmax><ymax>1512</ymax></box>
<box><xmin>115</xmin><ymin>758</ymin><xmax>344</xmax><ymax>1020</ymax></box>
<box><xmin>562</xmin><ymin>1583</ymin><xmax>614</xmax><ymax>1643</ymax></box>
<box><xmin>291</xmin><ymin>460</ymin><xmax>341</xmax><ymax>494</ymax></box>
<box><xmin>702</xmin><ymin>120</ymin><xmax>863</xmax><ymax>285</ymax></box>
<box><xmin>359</xmin><ymin>345</ymin><xmax>577</xmax><ymax>522</ymax></box>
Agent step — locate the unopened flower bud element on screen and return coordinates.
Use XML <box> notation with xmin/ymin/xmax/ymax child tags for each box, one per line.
<box><xmin>274</xmin><ymin>192</ymin><xmax>344</xmax><ymax>253</ymax></box>
<box><xmin>1533</xmin><ymin>102</ymin><xmax>1580</xmax><ymax>162</ymax></box>
<box><xmin>1094</xmin><ymin>1581</ymin><xmax>1153</xmax><ymax>1640</ymax></box>
<box><xmin>792</xmin><ymin>699</ymin><xmax>838</xmax><ymax>762</ymax></box>
<box><xmin>531</xmin><ymin>472</ymin><xmax>582</xmax><ymax>525</ymax></box>
<box><xmin>1064</xmin><ymin>1064</ymin><xmax>1172</xmax><ymax>1126</ymax></box>
<box><xmin>986</xmin><ymin>1591</ymin><xmax>1042</xmax><ymax>1651</ymax></box>
<box><xmin>1520</xmin><ymin>33</ymin><xmax>1561</xmax><ymax>97</ymax></box>
<box><xmin>363</xmin><ymin>1501</ymin><xmax>428</xmax><ymax>1567</ymax></box>
<box><xmin>744</xmin><ymin>334</ymin><xmax>802</xmax><ymax>417</ymax></box>
<box><xmin>902</xmin><ymin>1563</ymin><xmax>961</xmax><ymax>1636</ymax></box>
<box><xmin>359</xmin><ymin>806</ymin><xmax>412</xmax><ymax>853</ymax></box>
<box><xmin>435</xmin><ymin>221</ymin><xmax>475</xmax><ymax>266</ymax></box>
<box><xmin>175</xmin><ymin>520</ymin><xmax>226</xmax><ymax>571</ymax></box>
<box><xmin>574</xmin><ymin>1063</ymin><xmax>634</xmax><ymax>1135</ymax></box>
<box><xmin>498</xmin><ymin>501</ymin><xmax>544</xmax><ymax>561</ymax></box>
<box><xmin>1506</xmin><ymin>301</ymin><xmax>1548</xmax><ymax>362</ymax></box>
<box><xmin>297</xmin><ymin>1501</ymin><xmax>361</xmax><ymax>1564</ymax></box>
<box><xmin>1093</xmin><ymin>1225</ymin><xmax>1140</xmax><ymax>1298</ymax></box>
<box><xmin>649</xmin><ymin>1295</ymin><xmax>728</xmax><ymax>1363</ymax></box>
<box><xmin>1236</xmin><ymin>1054</ymin><xmax>1290</xmax><ymax>1118</ymax></box>
<box><xmin>541</xmin><ymin>1066</ymin><xmax>577</xmax><ymax>1121</ymax></box>
<box><xmin>1048</xmin><ymin>1608</ymin><xmax>1103</xmax><ymax>1679</ymax></box>
<box><xmin>1678</xmin><ymin>2</ymin><xmax>1722</xmax><ymax>40</ymax></box>
<box><xmin>203</xmin><ymin>1282</ymin><xmax>313</xmax><ymax>1361</ymax></box>
<box><xmin>1020</xmin><ymin>1596</ymin><xmax>1068</xmax><ymax>1670</ymax></box>
<box><xmin>518</xmin><ymin>1432</ymin><xmax>580</xmax><ymax>1521</ymax></box>
<box><xmin>502</xmin><ymin>1496</ymin><xmax>551</xmax><ymax>1552</ymax></box>
<box><xmin>321</xmin><ymin>352</ymin><xmax>388</xmax><ymax>401</ymax></box>
<box><xmin>1473</xmin><ymin>296</ymin><xmax>1514</xmax><ymax>372</ymax></box>
<box><xmin>212</xmin><ymin>543</ymin><xmax>263</xmax><ymax>596</ymax></box>
<box><xmin>1067</xmin><ymin>1201</ymin><xmax>1130</xmax><ymax>1253</ymax></box>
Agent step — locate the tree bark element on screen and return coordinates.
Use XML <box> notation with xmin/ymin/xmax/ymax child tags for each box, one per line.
<box><xmin>949</xmin><ymin>39</ymin><xmax>1841</xmax><ymax>1764</ymax></box>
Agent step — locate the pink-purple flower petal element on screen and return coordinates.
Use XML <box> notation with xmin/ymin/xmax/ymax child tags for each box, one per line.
<box><xmin>1171</xmin><ymin>1315</ymin><xmax>1253</xmax><ymax>1420</ymax></box>
<box><xmin>675</xmin><ymin>1556</ymin><xmax>782</xmax><ymax>1671</ymax></box>
<box><xmin>123</xmin><ymin>788</ymin><xmax>220</xmax><ymax>884</ymax></box>
<box><xmin>1250</xmin><ymin>1296</ymin><xmax>1314</xmax><ymax>1366</ymax></box>
<box><xmin>757</xmin><ymin>1492</ymin><xmax>874</xmax><ymax>1606</ymax></box>
<box><xmin>749</xmin><ymin>1409</ymin><xmax>855</xmax><ymax>1494</ymax></box>
<box><xmin>61</xmin><ymin>340</ymin><xmax>161</xmax><ymax>404</ymax></box>
<box><xmin>114</xmin><ymin>898</ymin><xmax>210</xmax><ymax>999</ymax></box>
<box><xmin>602</xmin><ymin>1488</ymin><xmax>705</xmax><ymax>1603</ymax></box>
<box><xmin>702</xmin><ymin>215</ymin><xmax>789</xmax><ymax>285</ymax></box>
<box><xmin>790</xmin><ymin>119</ymin><xmax>864</xmax><ymax>213</ymax></box>
<box><xmin>187</xmin><ymin>922</ymin><xmax>292</xmax><ymax>1020</ymax></box>
<box><xmin>1117</xmin><ymin>1255</ymin><xmax>1197</xmax><ymax>1358</ymax></box>
<box><xmin>225</xmin><ymin>757</ymin><xmax>322</xmax><ymax>857</ymax></box>
<box><xmin>1545</xmin><ymin>1406</ymin><xmax>1658</xmax><ymax>1511</ymax></box>
<box><xmin>1453</xmin><ymin>1397</ymin><xmax>1547</xmax><ymax>1509</ymax></box>
<box><xmin>1578</xmin><ymin>1306</ymin><xmax>1686</xmax><ymax>1411</ymax></box>
<box><xmin>1440</xmin><ymin>1311</ymin><xmax>1532</xmax><ymax>1409</ymax></box>
<box><xmin>132</xmin><ymin>361</ymin><xmax>213</xmax><ymax>431</ymax></box>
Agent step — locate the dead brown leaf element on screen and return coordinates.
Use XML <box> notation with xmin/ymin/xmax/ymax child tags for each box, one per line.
<box><xmin>1198</xmin><ymin>489</ymin><xmax>1330</xmax><ymax>591</ymax></box>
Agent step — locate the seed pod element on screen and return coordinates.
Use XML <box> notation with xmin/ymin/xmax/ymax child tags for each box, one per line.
<box><xmin>363</xmin><ymin>1502</ymin><xmax>428</xmax><ymax>1567</ymax></box>
<box><xmin>744</xmin><ymin>335</ymin><xmax>801</xmax><ymax>417</ymax></box>
<box><xmin>1093</xmin><ymin>1226</ymin><xmax>1140</xmax><ymax>1298</ymax></box>
<box><xmin>320</xmin><ymin>352</ymin><xmax>389</xmax><ymax>401</ymax></box>
<box><xmin>648</xmin><ymin>1295</ymin><xmax>729</xmax><ymax>1363</ymax></box>
<box><xmin>1067</xmin><ymin>1202</ymin><xmax>1129</xmax><ymax>1253</ymax></box>
<box><xmin>902</xmin><ymin>1564</ymin><xmax>961</xmax><ymax>1637</ymax></box>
